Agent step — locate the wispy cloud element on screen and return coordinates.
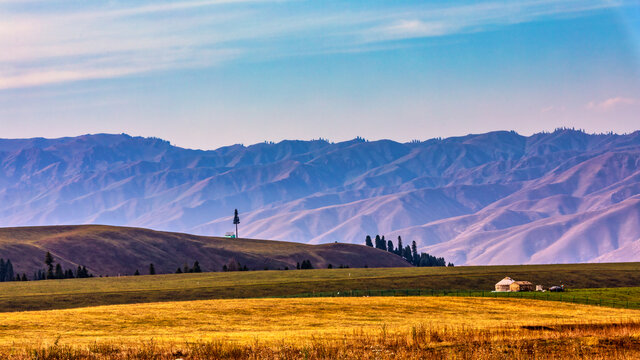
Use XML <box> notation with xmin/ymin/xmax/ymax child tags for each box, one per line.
<box><xmin>586</xmin><ymin>97</ymin><xmax>638</xmax><ymax>111</ymax></box>
<box><xmin>364</xmin><ymin>0</ymin><xmax>629</xmax><ymax>42</ymax></box>
<box><xmin>376</xmin><ymin>20</ymin><xmax>450</xmax><ymax>40</ymax></box>
<box><xmin>540</xmin><ymin>105</ymin><xmax>567</xmax><ymax>113</ymax></box>
<box><xmin>0</xmin><ymin>49</ymin><xmax>241</xmax><ymax>90</ymax></box>
<box><xmin>0</xmin><ymin>0</ymin><xmax>631</xmax><ymax>90</ymax></box>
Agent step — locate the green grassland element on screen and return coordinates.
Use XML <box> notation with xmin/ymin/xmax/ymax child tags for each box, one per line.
<box><xmin>1</xmin><ymin>262</ymin><xmax>640</xmax><ymax>312</ymax></box>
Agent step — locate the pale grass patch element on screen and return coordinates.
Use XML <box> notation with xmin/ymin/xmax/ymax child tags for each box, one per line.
<box><xmin>0</xmin><ymin>296</ymin><xmax>638</xmax><ymax>350</ymax></box>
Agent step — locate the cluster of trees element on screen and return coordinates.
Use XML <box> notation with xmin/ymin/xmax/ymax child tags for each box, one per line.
<box><xmin>365</xmin><ymin>235</ymin><xmax>453</xmax><ymax>267</ymax></box>
<box><xmin>219</xmin><ymin>259</ymin><xmax>315</xmax><ymax>272</ymax></box>
<box><xmin>0</xmin><ymin>258</ymin><xmax>24</xmax><ymax>282</ymax></box>
<box><xmin>176</xmin><ymin>261</ymin><xmax>202</xmax><ymax>274</ymax></box>
<box><xmin>222</xmin><ymin>259</ymin><xmax>249</xmax><ymax>272</ymax></box>
<box><xmin>327</xmin><ymin>264</ymin><xmax>349</xmax><ymax>269</ymax></box>
<box><xmin>33</xmin><ymin>252</ymin><xmax>93</xmax><ymax>280</ymax></box>
<box><xmin>141</xmin><ymin>262</ymin><xmax>201</xmax><ymax>276</ymax></box>
<box><xmin>132</xmin><ymin>265</ymin><xmax>167</xmax><ymax>276</ymax></box>
<box><xmin>296</xmin><ymin>260</ymin><xmax>313</xmax><ymax>269</ymax></box>
<box><xmin>2</xmin><ymin>254</ymin><xmax>92</xmax><ymax>282</ymax></box>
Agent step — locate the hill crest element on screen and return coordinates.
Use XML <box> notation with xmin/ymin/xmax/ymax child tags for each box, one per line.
<box><xmin>0</xmin><ymin>225</ymin><xmax>410</xmax><ymax>276</ymax></box>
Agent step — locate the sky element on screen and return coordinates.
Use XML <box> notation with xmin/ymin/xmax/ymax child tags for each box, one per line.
<box><xmin>0</xmin><ymin>0</ymin><xmax>639</xmax><ymax>150</ymax></box>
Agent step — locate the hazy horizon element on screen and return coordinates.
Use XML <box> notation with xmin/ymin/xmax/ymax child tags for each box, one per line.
<box><xmin>1</xmin><ymin>127</ymin><xmax>640</xmax><ymax>151</ymax></box>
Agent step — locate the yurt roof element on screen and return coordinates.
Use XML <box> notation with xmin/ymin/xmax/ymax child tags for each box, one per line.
<box><xmin>495</xmin><ymin>277</ymin><xmax>514</xmax><ymax>286</ymax></box>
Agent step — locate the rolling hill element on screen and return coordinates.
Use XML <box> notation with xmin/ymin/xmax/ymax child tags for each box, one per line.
<box><xmin>0</xmin><ymin>225</ymin><xmax>409</xmax><ymax>276</ymax></box>
<box><xmin>0</xmin><ymin>129</ymin><xmax>639</xmax><ymax>265</ymax></box>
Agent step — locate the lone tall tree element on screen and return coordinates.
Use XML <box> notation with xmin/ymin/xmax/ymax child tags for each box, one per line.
<box><xmin>45</xmin><ymin>251</ymin><xmax>54</xmax><ymax>279</ymax></box>
<box><xmin>233</xmin><ymin>209</ymin><xmax>240</xmax><ymax>238</ymax></box>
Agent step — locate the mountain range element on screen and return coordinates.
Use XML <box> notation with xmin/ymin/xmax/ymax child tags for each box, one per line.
<box><xmin>1</xmin><ymin>129</ymin><xmax>639</xmax><ymax>265</ymax></box>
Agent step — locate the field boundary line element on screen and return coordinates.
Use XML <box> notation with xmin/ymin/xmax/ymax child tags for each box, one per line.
<box><xmin>275</xmin><ymin>288</ymin><xmax>640</xmax><ymax>310</ymax></box>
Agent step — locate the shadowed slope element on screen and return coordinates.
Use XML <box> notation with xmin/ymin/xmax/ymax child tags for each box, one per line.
<box><xmin>0</xmin><ymin>225</ymin><xmax>410</xmax><ymax>276</ymax></box>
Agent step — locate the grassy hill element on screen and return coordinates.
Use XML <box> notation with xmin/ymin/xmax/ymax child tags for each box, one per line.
<box><xmin>0</xmin><ymin>225</ymin><xmax>410</xmax><ymax>276</ymax></box>
<box><xmin>1</xmin><ymin>262</ymin><xmax>640</xmax><ymax>312</ymax></box>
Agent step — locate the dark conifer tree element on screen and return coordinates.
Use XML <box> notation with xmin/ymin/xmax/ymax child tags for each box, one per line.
<box><xmin>365</xmin><ymin>235</ymin><xmax>373</xmax><ymax>247</ymax></box>
<box><xmin>21</xmin><ymin>273</ymin><xmax>27</xmax><ymax>281</ymax></box>
<box><xmin>82</xmin><ymin>265</ymin><xmax>91</xmax><ymax>278</ymax></box>
<box><xmin>403</xmin><ymin>245</ymin><xmax>413</xmax><ymax>264</ymax></box>
<box><xmin>396</xmin><ymin>236</ymin><xmax>403</xmax><ymax>256</ymax></box>
<box><xmin>149</xmin><ymin>263</ymin><xmax>156</xmax><ymax>275</ymax></box>
<box><xmin>176</xmin><ymin>267</ymin><xmax>183</xmax><ymax>274</ymax></box>
<box><xmin>411</xmin><ymin>241</ymin><xmax>419</xmax><ymax>266</ymax></box>
<box><xmin>327</xmin><ymin>264</ymin><xmax>333</xmax><ymax>269</ymax></box>
<box><xmin>222</xmin><ymin>265</ymin><xmax>228</xmax><ymax>272</ymax></box>
<box><xmin>233</xmin><ymin>209</ymin><xmax>240</xmax><ymax>238</ymax></box>
<box><xmin>134</xmin><ymin>269</ymin><xmax>140</xmax><ymax>275</ymax></box>
<box><xmin>193</xmin><ymin>261</ymin><xmax>202</xmax><ymax>273</ymax></box>
<box><xmin>4</xmin><ymin>259</ymin><xmax>13</xmax><ymax>282</ymax></box>
<box><xmin>0</xmin><ymin>258</ymin><xmax>5</xmax><ymax>282</ymax></box>
<box><xmin>55</xmin><ymin>263</ymin><xmax>64</xmax><ymax>279</ymax></box>
<box><xmin>387</xmin><ymin>240</ymin><xmax>394</xmax><ymax>253</ymax></box>
<box><xmin>44</xmin><ymin>252</ymin><xmax>53</xmax><ymax>268</ymax></box>
<box><xmin>45</xmin><ymin>252</ymin><xmax>55</xmax><ymax>279</ymax></box>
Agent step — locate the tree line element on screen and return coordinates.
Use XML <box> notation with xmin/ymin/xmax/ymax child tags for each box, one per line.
<box><xmin>176</xmin><ymin>261</ymin><xmax>202</xmax><ymax>274</ymax></box>
<box><xmin>0</xmin><ymin>258</ymin><xmax>26</xmax><ymax>282</ymax></box>
<box><xmin>0</xmin><ymin>253</ymin><xmax>92</xmax><ymax>282</ymax></box>
<box><xmin>34</xmin><ymin>252</ymin><xmax>93</xmax><ymax>280</ymax></box>
<box><xmin>365</xmin><ymin>235</ymin><xmax>453</xmax><ymax>267</ymax></box>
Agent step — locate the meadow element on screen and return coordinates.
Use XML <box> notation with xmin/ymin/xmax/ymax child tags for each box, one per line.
<box><xmin>3</xmin><ymin>263</ymin><xmax>640</xmax><ymax>358</ymax></box>
<box><xmin>2</xmin><ymin>262</ymin><xmax>640</xmax><ymax>312</ymax></box>
<box><xmin>2</xmin><ymin>296</ymin><xmax>640</xmax><ymax>359</ymax></box>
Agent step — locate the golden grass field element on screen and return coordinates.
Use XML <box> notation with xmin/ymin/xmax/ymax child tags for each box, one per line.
<box><xmin>3</xmin><ymin>264</ymin><xmax>640</xmax><ymax>358</ymax></box>
<box><xmin>2</xmin><ymin>296</ymin><xmax>640</xmax><ymax>359</ymax></box>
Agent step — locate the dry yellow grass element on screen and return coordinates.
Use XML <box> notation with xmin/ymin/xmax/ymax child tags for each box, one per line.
<box><xmin>1</xmin><ymin>296</ymin><xmax>637</xmax><ymax>349</ymax></box>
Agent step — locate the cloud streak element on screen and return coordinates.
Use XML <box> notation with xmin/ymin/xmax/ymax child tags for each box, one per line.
<box><xmin>0</xmin><ymin>0</ymin><xmax>632</xmax><ymax>90</ymax></box>
<box><xmin>364</xmin><ymin>0</ymin><xmax>629</xmax><ymax>42</ymax></box>
<box><xmin>587</xmin><ymin>97</ymin><xmax>638</xmax><ymax>111</ymax></box>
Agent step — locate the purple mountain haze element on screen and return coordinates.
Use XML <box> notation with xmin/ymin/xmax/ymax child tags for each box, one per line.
<box><xmin>1</xmin><ymin>129</ymin><xmax>639</xmax><ymax>265</ymax></box>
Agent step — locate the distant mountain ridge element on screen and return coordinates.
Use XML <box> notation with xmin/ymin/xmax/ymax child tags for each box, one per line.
<box><xmin>1</xmin><ymin>129</ymin><xmax>639</xmax><ymax>265</ymax></box>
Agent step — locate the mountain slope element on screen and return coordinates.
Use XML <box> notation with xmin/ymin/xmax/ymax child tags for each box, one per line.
<box><xmin>0</xmin><ymin>129</ymin><xmax>639</xmax><ymax>265</ymax></box>
<box><xmin>0</xmin><ymin>225</ymin><xmax>410</xmax><ymax>275</ymax></box>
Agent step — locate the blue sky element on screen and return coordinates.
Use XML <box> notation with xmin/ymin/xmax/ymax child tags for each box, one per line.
<box><xmin>0</xmin><ymin>0</ymin><xmax>639</xmax><ymax>149</ymax></box>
